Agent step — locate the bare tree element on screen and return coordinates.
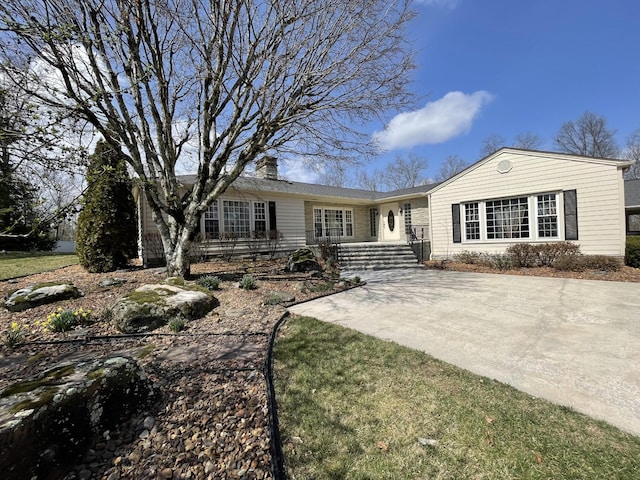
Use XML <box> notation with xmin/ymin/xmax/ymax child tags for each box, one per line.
<box><xmin>479</xmin><ymin>134</ymin><xmax>505</xmax><ymax>158</ymax></box>
<box><xmin>479</xmin><ymin>131</ymin><xmax>544</xmax><ymax>159</ymax></box>
<box><xmin>355</xmin><ymin>168</ymin><xmax>382</xmax><ymax>191</ymax></box>
<box><xmin>513</xmin><ymin>132</ymin><xmax>544</xmax><ymax>150</ymax></box>
<box><xmin>554</xmin><ymin>111</ymin><xmax>619</xmax><ymax>158</ymax></box>
<box><xmin>317</xmin><ymin>163</ymin><xmax>348</xmax><ymax>188</ymax></box>
<box><xmin>435</xmin><ymin>154</ymin><xmax>468</xmax><ymax>182</ymax></box>
<box><xmin>0</xmin><ymin>0</ymin><xmax>415</xmax><ymax>276</ymax></box>
<box><xmin>623</xmin><ymin>129</ymin><xmax>640</xmax><ymax>180</ymax></box>
<box><xmin>381</xmin><ymin>152</ymin><xmax>428</xmax><ymax>190</ymax></box>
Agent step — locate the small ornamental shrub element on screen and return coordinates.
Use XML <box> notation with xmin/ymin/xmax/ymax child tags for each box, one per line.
<box><xmin>506</xmin><ymin>243</ymin><xmax>539</xmax><ymax>268</ymax></box>
<box><xmin>625</xmin><ymin>236</ymin><xmax>640</xmax><ymax>268</ymax></box>
<box><xmin>168</xmin><ymin>317</ymin><xmax>186</xmax><ymax>333</ymax></box>
<box><xmin>554</xmin><ymin>255</ymin><xmax>622</xmax><ymax>272</ymax></box>
<box><xmin>39</xmin><ymin>307</ymin><xmax>92</xmax><ymax>333</ymax></box>
<box><xmin>487</xmin><ymin>253</ymin><xmax>514</xmax><ymax>270</ymax></box>
<box><xmin>239</xmin><ymin>274</ymin><xmax>257</xmax><ymax>290</ymax></box>
<box><xmin>453</xmin><ymin>250</ymin><xmax>483</xmax><ymax>265</ymax></box>
<box><xmin>196</xmin><ymin>275</ymin><xmax>221</xmax><ymax>291</ymax></box>
<box><xmin>538</xmin><ymin>242</ymin><xmax>581</xmax><ymax>267</ymax></box>
<box><xmin>4</xmin><ymin>321</ymin><xmax>24</xmax><ymax>348</ymax></box>
<box><xmin>353</xmin><ymin>276</ymin><xmax>361</xmax><ymax>284</ymax></box>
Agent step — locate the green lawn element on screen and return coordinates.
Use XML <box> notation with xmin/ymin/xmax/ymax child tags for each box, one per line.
<box><xmin>0</xmin><ymin>252</ymin><xmax>78</xmax><ymax>280</ymax></box>
<box><xmin>274</xmin><ymin>316</ymin><xmax>640</xmax><ymax>480</ymax></box>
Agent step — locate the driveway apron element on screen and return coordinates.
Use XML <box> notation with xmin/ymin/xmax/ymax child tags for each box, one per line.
<box><xmin>288</xmin><ymin>269</ymin><xmax>640</xmax><ymax>437</ymax></box>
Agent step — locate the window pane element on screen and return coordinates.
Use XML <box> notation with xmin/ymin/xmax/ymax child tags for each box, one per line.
<box><xmin>313</xmin><ymin>208</ymin><xmax>323</xmax><ymax>237</ymax></box>
<box><xmin>537</xmin><ymin>194</ymin><xmax>558</xmax><ymax>238</ymax></box>
<box><xmin>324</xmin><ymin>209</ymin><xmax>344</xmax><ymax>236</ymax></box>
<box><xmin>223</xmin><ymin>200</ymin><xmax>250</xmax><ymax>237</ymax></box>
<box><xmin>254</xmin><ymin>202</ymin><xmax>266</xmax><ymax>233</ymax></box>
<box><xmin>345</xmin><ymin>210</ymin><xmax>353</xmax><ymax>237</ymax></box>
<box><xmin>485</xmin><ymin>197</ymin><xmax>529</xmax><ymax>239</ymax></box>
<box><xmin>464</xmin><ymin>202</ymin><xmax>480</xmax><ymax>240</ymax></box>
<box><xmin>204</xmin><ymin>202</ymin><xmax>219</xmax><ymax>239</ymax></box>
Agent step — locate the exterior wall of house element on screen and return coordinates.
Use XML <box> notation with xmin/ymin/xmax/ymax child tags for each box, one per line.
<box><xmin>401</xmin><ymin>197</ymin><xmax>430</xmax><ymax>240</ymax></box>
<box><xmin>137</xmin><ymin>188</ymin><xmax>307</xmax><ymax>265</ymax></box>
<box><xmin>429</xmin><ymin>150</ymin><xmax>627</xmax><ymax>259</ymax></box>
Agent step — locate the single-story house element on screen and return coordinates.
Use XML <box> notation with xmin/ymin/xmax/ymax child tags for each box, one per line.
<box><xmin>135</xmin><ymin>148</ymin><xmax>633</xmax><ymax>265</ymax></box>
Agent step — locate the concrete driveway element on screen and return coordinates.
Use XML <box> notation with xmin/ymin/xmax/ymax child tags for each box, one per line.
<box><xmin>288</xmin><ymin>269</ymin><xmax>640</xmax><ymax>437</ymax></box>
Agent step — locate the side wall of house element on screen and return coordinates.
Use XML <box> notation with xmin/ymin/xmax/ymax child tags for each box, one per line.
<box><xmin>429</xmin><ymin>151</ymin><xmax>626</xmax><ymax>258</ymax></box>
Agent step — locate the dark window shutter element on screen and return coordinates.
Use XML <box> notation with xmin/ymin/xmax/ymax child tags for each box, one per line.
<box><xmin>452</xmin><ymin>204</ymin><xmax>461</xmax><ymax>243</ymax></box>
<box><xmin>564</xmin><ymin>190</ymin><xmax>578</xmax><ymax>240</ymax></box>
<box><xmin>268</xmin><ymin>201</ymin><xmax>277</xmax><ymax>231</ymax></box>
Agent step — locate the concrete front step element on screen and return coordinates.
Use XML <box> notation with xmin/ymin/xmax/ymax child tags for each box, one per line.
<box><xmin>339</xmin><ymin>243</ymin><xmax>422</xmax><ymax>270</ymax></box>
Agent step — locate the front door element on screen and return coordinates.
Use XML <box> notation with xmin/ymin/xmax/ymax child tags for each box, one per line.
<box><xmin>379</xmin><ymin>202</ymin><xmax>401</xmax><ymax>241</ymax></box>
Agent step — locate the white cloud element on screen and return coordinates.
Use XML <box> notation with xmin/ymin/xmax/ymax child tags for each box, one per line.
<box><xmin>372</xmin><ymin>90</ymin><xmax>493</xmax><ymax>151</ymax></box>
<box><xmin>280</xmin><ymin>160</ymin><xmax>321</xmax><ymax>184</ymax></box>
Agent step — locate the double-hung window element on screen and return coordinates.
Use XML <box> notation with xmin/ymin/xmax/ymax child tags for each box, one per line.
<box><xmin>464</xmin><ymin>202</ymin><xmax>480</xmax><ymax>240</ymax></box>
<box><xmin>254</xmin><ymin>201</ymin><xmax>267</xmax><ymax>234</ymax></box>
<box><xmin>204</xmin><ymin>203</ymin><xmax>219</xmax><ymax>239</ymax></box>
<box><xmin>536</xmin><ymin>194</ymin><xmax>558</xmax><ymax>238</ymax></box>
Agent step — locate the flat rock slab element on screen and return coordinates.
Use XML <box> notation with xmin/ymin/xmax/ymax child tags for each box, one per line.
<box><xmin>112</xmin><ymin>282</ymin><xmax>218</xmax><ymax>334</ymax></box>
<box><xmin>0</xmin><ymin>355</ymin><xmax>154</xmax><ymax>480</ymax></box>
<box><xmin>4</xmin><ymin>283</ymin><xmax>83</xmax><ymax>312</ymax></box>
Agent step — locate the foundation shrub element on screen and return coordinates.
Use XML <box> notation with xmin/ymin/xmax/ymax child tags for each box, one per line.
<box><xmin>453</xmin><ymin>250</ymin><xmax>483</xmax><ymax>264</ymax></box>
<box><xmin>625</xmin><ymin>236</ymin><xmax>640</xmax><ymax>268</ymax></box>
<box><xmin>506</xmin><ymin>243</ymin><xmax>538</xmax><ymax>268</ymax></box>
<box><xmin>486</xmin><ymin>253</ymin><xmax>514</xmax><ymax>270</ymax></box>
<box><xmin>538</xmin><ymin>241</ymin><xmax>581</xmax><ymax>267</ymax></box>
<box><xmin>553</xmin><ymin>255</ymin><xmax>622</xmax><ymax>272</ymax></box>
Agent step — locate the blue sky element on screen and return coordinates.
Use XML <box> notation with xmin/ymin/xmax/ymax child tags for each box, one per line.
<box><xmin>283</xmin><ymin>0</ymin><xmax>640</xmax><ymax>186</ymax></box>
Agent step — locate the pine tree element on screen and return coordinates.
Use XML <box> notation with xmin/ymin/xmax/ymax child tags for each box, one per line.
<box><xmin>76</xmin><ymin>141</ymin><xmax>137</xmax><ymax>272</ymax></box>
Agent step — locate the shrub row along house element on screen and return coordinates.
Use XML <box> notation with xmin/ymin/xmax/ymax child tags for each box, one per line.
<box><xmin>135</xmin><ymin>148</ymin><xmax>633</xmax><ymax>266</ymax></box>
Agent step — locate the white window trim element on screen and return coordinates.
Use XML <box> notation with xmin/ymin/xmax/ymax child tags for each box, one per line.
<box><xmin>461</xmin><ymin>191</ymin><xmax>563</xmax><ymax>243</ymax></box>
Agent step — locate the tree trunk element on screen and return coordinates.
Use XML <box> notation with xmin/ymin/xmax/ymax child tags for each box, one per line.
<box><xmin>165</xmin><ymin>239</ymin><xmax>192</xmax><ymax>278</ymax></box>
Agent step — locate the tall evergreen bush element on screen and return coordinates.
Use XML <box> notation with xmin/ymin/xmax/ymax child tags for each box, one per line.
<box><xmin>76</xmin><ymin>141</ymin><xmax>137</xmax><ymax>272</ymax></box>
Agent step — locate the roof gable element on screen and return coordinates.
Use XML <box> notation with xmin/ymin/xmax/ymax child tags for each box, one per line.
<box><xmin>429</xmin><ymin>147</ymin><xmax>632</xmax><ymax>195</ymax></box>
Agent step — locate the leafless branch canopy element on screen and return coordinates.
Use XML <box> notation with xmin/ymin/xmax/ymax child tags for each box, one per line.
<box><xmin>0</xmin><ymin>0</ymin><xmax>415</xmax><ymax>273</ymax></box>
<box><xmin>553</xmin><ymin>111</ymin><xmax>619</xmax><ymax>159</ymax></box>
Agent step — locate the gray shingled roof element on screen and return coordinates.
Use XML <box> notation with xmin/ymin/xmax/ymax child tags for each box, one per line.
<box><xmin>176</xmin><ymin>174</ymin><xmax>438</xmax><ymax>201</ymax></box>
<box><xmin>625</xmin><ymin>179</ymin><xmax>640</xmax><ymax>207</ymax></box>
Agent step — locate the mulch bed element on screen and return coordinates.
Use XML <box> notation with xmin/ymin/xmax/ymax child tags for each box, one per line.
<box><xmin>0</xmin><ymin>258</ymin><xmax>342</xmax><ymax>480</ymax></box>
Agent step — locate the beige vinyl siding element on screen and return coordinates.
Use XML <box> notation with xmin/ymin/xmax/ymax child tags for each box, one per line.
<box><xmin>429</xmin><ymin>151</ymin><xmax>626</xmax><ymax>258</ymax></box>
<box><xmin>138</xmin><ymin>189</ymin><xmax>306</xmax><ymax>264</ymax></box>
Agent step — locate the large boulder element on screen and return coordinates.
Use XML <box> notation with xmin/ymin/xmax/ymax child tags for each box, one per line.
<box><xmin>4</xmin><ymin>283</ymin><xmax>84</xmax><ymax>312</ymax></box>
<box><xmin>0</xmin><ymin>355</ymin><xmax>154</xmax><ymax>480</ymax></box>
<box><xmin>111</xmin><ymin>281</ymin><xmax>218</xmax><ymax>333</ymax></box>
<box><xmin>285</xmin><ymin>248</ymin><xmax>323</xmax><ymax>273</ymax></box>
